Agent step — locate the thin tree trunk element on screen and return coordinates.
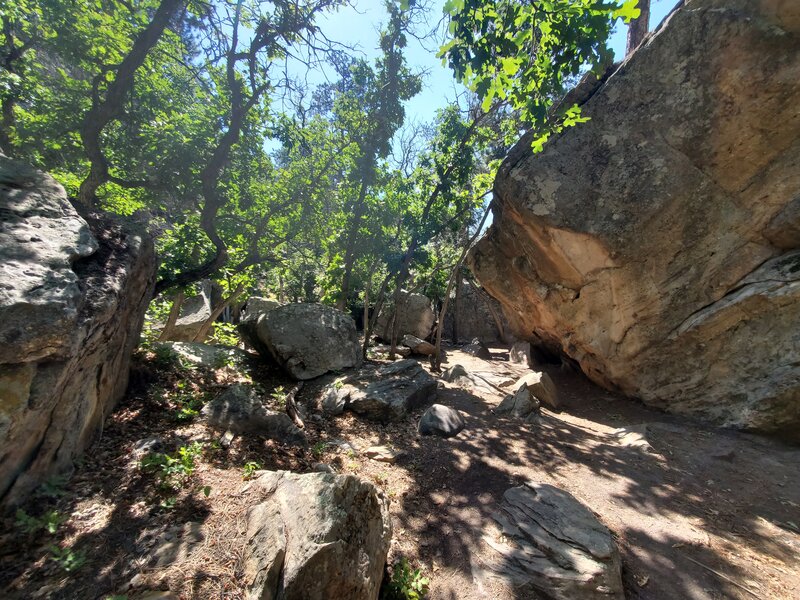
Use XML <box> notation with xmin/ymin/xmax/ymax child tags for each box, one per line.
<box><xmin>625</xmin><ymin>0</ymin><xmax>650</xmax><ymax>56</ymax></box>
<box><xmin>432</xmin><ymin>202</ymin><xmax>492</xmax><ymax>369</ymax></box>
<box><xmin>453</xmin><ymin>275</ymin><xmax>461</xmax><ymax>344</ymax></box>
<box><xmin>362</xmin><ymin>270</ymin><xmax>393</xmax><ymax>359</ymax></box>
<box><xmin>284</xmin><ymin>382</ymin><xmax>305</xmax><ymax>429</ymax></box>
<box><xmin>466</xmin><ymin>278</ymin><xmax>507</xmax><ymax>343</ymax></box>
<box><xmin>158</xmin><ymin>290</ymin><xmax>185</xmax><ymax>341</ymax></box>
<box><xmin>191</xmin><ymin>282</ymin><xmax>245</xmax><ymax>342</ymax></box>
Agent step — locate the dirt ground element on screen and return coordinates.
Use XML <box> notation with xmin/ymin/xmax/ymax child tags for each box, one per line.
<box><xmin>1</xmin><ymin>344</ymin><xmax>798</xmax><ymax>600</ymax></box>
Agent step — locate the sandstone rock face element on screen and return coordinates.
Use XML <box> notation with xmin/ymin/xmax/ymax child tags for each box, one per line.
<box><xmin>476</xmin><ymin>482</ymin><xmax>624</xmax><ymax>600</ymax></box>
<box><xmin>0</xmin><ymin>157</ymin><xmax>155</xmax><ymax>506</ymax></box>
<box><xmin>442</xmin><ymin>279</ymin><xmax>512</xmax><ymax>344</ymax></box>
<box><xmin>376</xmin><ymin>291</ymin><xmax>435</xmax><ymax>341</ymax></box>
<box><xmin>248</xmin><ymin>303</ymin><xmax>361</xmax><ymax>380</ymax></box>
<box><xmin>469</xmin><ymin>0</ymin><xmax>800</xmax><ymax>438</ymax></box>
<box><xmin>243</xmin><ymin>471</ymin><xmax>391</xmax><ymax>600</ymax></box>
<box><xmin>321</xmin><ymin>359</ymin><xmax>437</xmax><ymax>422</ymax></box>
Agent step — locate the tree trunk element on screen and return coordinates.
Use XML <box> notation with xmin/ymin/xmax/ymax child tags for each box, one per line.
<box><xmin>453</xmin><ymin>274</ymin><xmax>461</xmax><ymax>344</ymax></box>
<box><xmin>626</xmin><ymin>0</ymin><xmax>650</xmax><ymax>56</ymax></box>
<box><xmin>191</xmin><ymin>282</ymin><xmax>245</xmax><ymax>343</ymax></box>
<box><xmin>158</xmin><ymin>290</ymin><xmax>185</xmax><ymax>342</ymax></box>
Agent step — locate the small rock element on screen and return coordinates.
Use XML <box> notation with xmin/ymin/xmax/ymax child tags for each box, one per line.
<box><xmin>401</xmin><ymin>334</ymin><xmax>436</xmax><ymax>356</ymax></box>
<box><xmin>462</xmin><ymin>338</ymin><xmax>492</xmax><ymax>360</ymax></box>
<box><xmin>132</xmin><ymin>437</ymin><xmax>164</xmax><ymax>459</ymax></box>
<box><xmin>370</xmin><ymin>344</ymin><xmax>411</xmax><ymax>357</ymax></box>
<box><xmin>365</xmin><ymin>445</ymin><xmax>404</xmax><ymax>464</ymax></box>
<box><xmin>418</xmin><ymin>404</ymin><xmax>466</xmax><ymax>438</ymax></box>
<box><xmin>496</xmin><ymin>386</ymin><xmax>540</xmax><ymax>419</ymax></box>
<box><xmin>313</xmin><ymin>463</ymin><xmax>335</xmax><ymax>473</ymax></box>
<box><xmin>512</xmin><ymin>371</ymin><xmax>559</xmax><ymax>411</ymax></box>
<box><xmin>220</xmin><ymin>430</ymin><xmax>235</xmax><ymax>448</ymax></box>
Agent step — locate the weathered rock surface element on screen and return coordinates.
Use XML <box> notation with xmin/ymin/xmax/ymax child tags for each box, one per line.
<box><xmin>442</xmin><ymin>279</ymin><xmax>512</xmax><ymax>344</ymax></box>
<box><xmin>0</xmin><ymin>157</ymin><xmax>155</xmax><ymax>506</ymax></box>
<box><xmin>243</xmin><ymin>471</ymin><xmax>391</xmax><ymax>600</ymax></box>
<box><xmin>376</xmin><ymin>291</ymin><xmax>435</xmax><ymax>341</ymax></box>
<box><xmin>468</xmin><ymin>0</ymin><xmax>800</xmax><ymax>438</ymax></box>
<box><xmin>418</xmin><ymin>404</ymin><xmax>465</xmax><ymax>438</ymax></box>
<box><xmin>476</xmin><ymin>482</ymin><xmax>624</xmax><ymax>600</ymax></box>
<box><xmin>513</xmin><ymin>372</ymin><xmax>560</xmax><ymax>411</ymax></box>
<box><xmin>401</xmin><ymin>334</ymin><xmax>436</xmax><ymax>356</ymax></box>
<box><xmin>202</xmin><ymin>385</ymin><xmax>306</xmax><ymax>446</ymax></box>
<box><xmin>321</xmin><ymin>359</ymin><xmax>437</xmax><ymax>422</ymax></box>
<box><xmin>496</xmin><ymin>386</ymin><xmax>540</xmax><ymax>421</ymax></box>
<box><xmin>246</xmin><ymin>303</ymin><xmax>361</xmax><ymax>380</ymax></box>
<box><xmin>368</xmin><ymin>344</ymin><xmax>411</xmax><ymax>358</ymax></box>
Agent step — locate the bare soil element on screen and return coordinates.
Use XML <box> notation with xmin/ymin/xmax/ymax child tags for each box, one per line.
<box><xmin>1</xmin><ymin>344</ymin><xmax>798</xmax><ymax>600</ymax></box>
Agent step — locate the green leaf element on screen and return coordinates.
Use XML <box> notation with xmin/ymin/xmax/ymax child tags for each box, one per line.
<box><xmin>614</xmin><ymin>0</ymin><xmax>641</xmax><ymax>23</ymax></box>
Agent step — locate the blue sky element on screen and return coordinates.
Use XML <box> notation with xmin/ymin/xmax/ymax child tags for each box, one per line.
<box><xmin>306</xmin><ymin>0</ymin><xmax>681</xmax><ymax>125</ymax></box>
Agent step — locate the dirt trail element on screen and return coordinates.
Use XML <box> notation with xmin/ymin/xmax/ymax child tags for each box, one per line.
<box><xmin>325</xmin><ymin>346</ymin><xmax>800</xmax><ymax>600</ymax></box>
<box><xmin>2</xmin><ymin>345</ymin><xmax>798</xmax><ymax>599</ymax></box>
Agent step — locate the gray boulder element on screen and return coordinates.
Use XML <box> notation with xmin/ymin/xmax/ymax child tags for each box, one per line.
<box><xmin>320</xmin><ymin>359</ymin><xmax>437</xmax><ymax>422</ymax></box>
<box><xmin>418</xmin><ymin>404</ymin><xmax>465</xmax><ymax>438</ymax></box>
<box><xmin>468</xmin><ymin>0</ymin><xmax>800</xmax><ymax>438</ymax></box>
<box><xmin>247</xmin><ymin>303</ymin><xmax>361</xmax><ymax>379</ymax></box>
<box><xmin>166</xmin><ymin>281</ymin><xmax>213</xmax><ymax>342</ymax></box>
<box><xmin>243</xmin><ymin>471</ymin><xmax>391</xmax><ymax>600</ymax></box>
<box><xmin>476</xmin><ymin>482</ymin><xmax>624</xmax><ymax>600</ymax></box>
<box><xmin>0</xmin><ymin>156</ymin><xmax>155</xmax><ymax>506</ymax></box>
<box><xmin>512</xmin><ymin>371</ymin><xmax>559</xmax><ymax>411</ymax></box>
<box><xmin>202</xmin><ymin>385</ymin><xmax>305</xmax><ymax>446</ymax></box>
<box><xmin>376</xmin><ymin>291</ymin><xmax>435</xmax><ymax>341</ymax></box>
<box><xmin>496</xmin><ymin>386</ymin><xmax>540</xmax><ymax>421</ymax></box>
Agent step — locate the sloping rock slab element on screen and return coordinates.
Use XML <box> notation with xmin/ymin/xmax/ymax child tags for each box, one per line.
<box><xmin>321</xmin><ymin>359</ymin><xmax>437</xmax><ymax>422</ymax></box>
<box><xmin>476</xmin><ymin>482</ymin><xmax>624</xmax><ymax>600</ymax></box>
<box><xmin>202</xmin><ymin>385</ymin><xmax>305</xmax><ymax>446</ymax></box>
<box><xmin>243</xmin><ymin>471</ymin><xmax>391</xmax><ymax>600</ymax></box>
<box><xmin>0</xmin><ymin>156</ymin><xmax>155</xmax><ymax>506</ymax></box>
<box><xmin>248</xmin><ymin>303</ymin><xmax>361</xmax><ymax>380</ymax></box>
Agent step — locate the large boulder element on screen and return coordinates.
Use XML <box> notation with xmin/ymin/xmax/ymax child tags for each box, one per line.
<box><xmin>442</xmin><ymin>279</ymin><xmax>512</xmax><ymax>344</ymax></box>
<box><xmin>247</xmin><ymin>303</ymin><xmax>361</xmax><ymax>380</ymax></box>
<box><xmin>238</xmin><ymin>297</ymin><xmax>281</xmax><ymax>356</ymax></box>
<box><xmin>243</xmin><ymin>471</ymin><xmax>391</xmax><ymax>600</ymax></box>
<box><xmin>476</xmin><ymin>482</ymin><xmax>624</xmax><ymax>600</ymax></box>
<box><xmin>375</xmin><ymin>291</ymin><xmax>435</xmax><ymax>341</ymax></box>
<box><xmin>320</xmin><ymin>359</ymin><xmax>437</xmax><ymax>422</ymax></box>
<box><xmin>468</xmin><ymin>0</ymin><xmax>800</xmax><ymax>439</ymax></box>
<box><xmin>0</xmin><ymin>157</ymin><xmax>155</xmax><ymax>506</ymax></box>
<box><xmin>165</xmin><ymin>280</ymin><xmax>214</xmax><ymax>342</ymax></box>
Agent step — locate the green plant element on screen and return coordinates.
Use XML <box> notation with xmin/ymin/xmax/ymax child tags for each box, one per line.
<box><xmin>242</xmin><ymin>461</ymin><xmax>262</xmax><ymax>480</ymax></box>
<box><xmin>311</xmin><ymin>442</ymin><xmax>327</xmax><ymax>459</ymax></box>
<box><xmin>381</xmin><ymin>558</ymin><xmax>429</xmax><ymax>600</ymax></box>
<box><xmin>269</xmin><ymin>386</ymin><xmax>286</xmax><ymax>408</ymax></box>
<box><xmin>140</xmin><ymin>441</ymin><xmax>203</xmax><ymax>491</ymax></box>
<box><xmin>15</xmin><ymin>509</ymin><xmax>65</xmax><ymax>535</ymax></box>
<box><xmin>173</xmin><ymin>392</ymin><xmax>205</xmax><ymax>422</ymax></box>
<box><xmin>152</xmin><ymin>344</ymin><xmax>179</xmax><ymax>369</ymax></box>
<box><xmin>48</xmin><ymin>545</ymin><xmax>87</xmax><ymax>573</ymax></box>
<box><xmin>208</xmin><ymin>322</ymin><xmax>241</xmax><ymax>347</ymax></box>
<box><xmin>36</xmin><ymin>474</ymin><xmax>69</xmax><ymax>499</ymax></box>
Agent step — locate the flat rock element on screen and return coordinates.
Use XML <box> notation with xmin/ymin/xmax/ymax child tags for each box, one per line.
<box><xmin>202</xmin><ymin>385</ymin><xmax>306</xmax><ymax>446</ymax></box>
<box><xmin>153</xmin><ymin>341</ymin><xmax>248</xmax><ymax>369</ymax></box>
<box><xmin>476</xmin><ymin>482</ymin><xmax>624</xmax><ymax>600</ymax></box>
<box><xmin>321</xmin><ymin>359</ymin><xmax>437</xmax><ymax>422</ymax></box>
<box><xmin>243</xmin><ymin>471</ymin><xmax>391</xmax><ymax>600</ymax></box>
<box><xmin>369</xmin><ymin>344</ymin><xmax>411</xmax><ymax>358</ymax></box>
<box><xmin>418</xmin><ymin>404</ymin><xmax>465</xmax><ymax>438</ymax></box>
<box><xmin>364</xmin><ymin>445</ymin><xmax>404</xmax><ymax>464</ymax></box>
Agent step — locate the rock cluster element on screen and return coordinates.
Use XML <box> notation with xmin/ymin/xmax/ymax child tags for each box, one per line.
<box><xmin>469</xmin><ymin>0</ymin><xmax>800</xmax><ymax>438</ymax></box>
<box><xmin>0</xmin><ymin>156</ymin><xmax>155</xmax><ymax>506</ymax></box>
